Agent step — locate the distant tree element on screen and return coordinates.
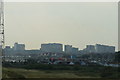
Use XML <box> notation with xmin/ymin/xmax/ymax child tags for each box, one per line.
<box><xmin>114</xmin><ymin>51</ymin><xmax>120</xmax><ymax>63</ymax></box>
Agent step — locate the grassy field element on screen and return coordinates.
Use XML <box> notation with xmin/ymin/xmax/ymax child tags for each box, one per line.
<box><xmin>3</xmin><ymin>67</ymin><xmax>101</xmax><ymax>78</ymax></box>
<box><xmin>2</xmin><ymin>63</ymin><xmax>120</xmax><ymax>79</ymax></box>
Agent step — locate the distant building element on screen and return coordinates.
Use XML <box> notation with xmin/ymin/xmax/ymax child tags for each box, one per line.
<box><xmin>72</xmin><ymin>47</ymin><xmax>79</xmax><ymax>54</ymax></box>
<box><xmin>4</xmin><ymin>46</ymin><xmax>11</xmax><ymax>51</ymax></box>
<box><xmin>64</xmin><ymin>45</ymin><xmax>78</xmax><ymax>54</ymax></box>
<box><xmin>86</xmin><ymin>45</ymin><xmax>96</xmax><ymax>53</ymax></box>
<box><xmin>5</xmin><ymin>46</ymin><xmax>11</xmax><ymax>49</ymax></box>
<box><xmin>65</xmin><ymin>45</ymin><xmax>72</xmax><ymax>53</ymax></box>
<box><xmin>41</xmin><ymin>43</ymin><xmax>63</xmax><ymax>53</ymax></box>
<box><xmin>13</xmin><ymin>42</ymin><xmax>25</xmax><ymax>51</ymax></box>
<box><xmin>95</xmin><ymin>44</ymin><xmax>115</xmax><ymax>53</ymax></box>
<box><xmin>4</xmin><ymin>46</ymin><xmax>14</xmax><ymax>54</ymax></box>
<box><xmin>82</xmin><ymin>44</ymin><xmax>115</xmax><ymax>53</ymax></box>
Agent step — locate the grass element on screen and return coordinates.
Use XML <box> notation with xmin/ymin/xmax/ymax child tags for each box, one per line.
<box><xmin>2</xmin><ymin>63</ymin><xmax>119</xmax><ymax>79</ymax></box>
<box><xmin>2</xmin><ymin>67</ymin><xmax>100</xmax><ymax>78</ymax></box>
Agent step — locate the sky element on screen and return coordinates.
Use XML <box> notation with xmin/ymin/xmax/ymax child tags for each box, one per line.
<box><xmin>4</xmin><ymin>2</ymin><xmax>118</xmax><ymax>50</ymax></box>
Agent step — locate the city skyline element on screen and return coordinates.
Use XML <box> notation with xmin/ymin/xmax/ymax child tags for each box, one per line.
<box><xmin>5</xmin><ymin>2</ymin><xmax>118</xmax><ymax>50</ymax></box>
<box><xmin>4</xmin><ymin>42</ymin><xmax>116</xmax><ymax>56</ymax></box>
<box><xmin>5</xmin><ymin>42</ymin><xmax>115</xmax><ymax>51</ymax></box>
<box><xmin>5</xmin><ymin>42</ymin><xmax>117</xmax><ymax>50</ymax></box>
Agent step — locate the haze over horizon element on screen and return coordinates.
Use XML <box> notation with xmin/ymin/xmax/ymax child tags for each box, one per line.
<box><xmin>4</xmin><ymin>2</ymin><xmax>118</xmax><ymax>50</ymax></box>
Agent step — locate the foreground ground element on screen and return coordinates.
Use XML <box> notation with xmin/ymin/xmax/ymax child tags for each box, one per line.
<box><xmin>2</xmin><ymin>63</ymin><xmax>120</xmax><ymax>79</ymax></box>
<box><xmin>3</xmin><ymin>67</ymin><xmax>101</xmax><ymax>78</ymax></box>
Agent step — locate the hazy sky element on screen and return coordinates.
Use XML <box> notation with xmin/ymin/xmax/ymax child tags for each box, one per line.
<box><xmin>4</xmin><ymin>2</ymin><xmax>118</xmax><ymax>50</ymax></box>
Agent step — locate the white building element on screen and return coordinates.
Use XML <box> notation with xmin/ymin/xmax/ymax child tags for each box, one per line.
<box><xmin>41</xmin><ymin>43</ymin><xmax>63</xmax><ymax>53</ymax></box>
<box><xmin>95</xmin><ymin>44</ymin><xmax>115</xmax><ymax>53</ymax></box>
<box><xmin>86</xmin><ymin>45</ymin><xmax>96</xmax><ymax>53</ymax></box>
<box><xmin>64</xmin><ymin>45</ymin><xmax>78</xmax><ymax>54</ymax></box>
<box><xmin>83</xmin><ymin>44</ymin><xmax>115</xmax><ymax>53</ymax></box>
<box><xmin>64</xmin><ymin>45</ymin><xmax>72</xmax><ymax>53</ymax></box>
<box><xmin>14</xmin><ymin>42</ymin><xmax>25</xmax><ymax>51</ymax></box>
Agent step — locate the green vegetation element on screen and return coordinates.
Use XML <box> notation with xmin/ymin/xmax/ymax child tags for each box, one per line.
<box><xmin>2</xmin><ymin>63</ymin><xmax>120</xmax><ymax>79</ymax></box>
<box><xmin>114</xmin><ymin>51</ymin><xmax>120</xmax><ymax>63</ymax></box>
<box><xmin>3</xmin><ymin>67</ymin><xmax>100</xmax><ymax>78</ymax></box>
<box><xmin>3</xmin><ymin>68</ymin><xmax>25</xmax><ymax>78</ymax></box>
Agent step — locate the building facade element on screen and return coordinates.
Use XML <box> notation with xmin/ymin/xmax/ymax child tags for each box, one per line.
<box><xmin>41</xmin><ymin>43</ymin><xmax>63</xmax><ymax>53</ymax></box>
<box><xmin>95</xmin><ymin>44</ymin><xmax>115</xmax><ymax>53</ymax></box>
<box><xmin>64</xmin><ymin>45</ymin><xmax>72</xmax><ymax>53</ymax></box>
<box><xmin>83</xmin><ymin>44</ymin><xmax>115</xmax><ymax>53</ymax></box>
<box><xmin>64</xmin><ymin>45</ymin><xmax>78</xmax><ymax>54</ymax></box>
<box><xmin>86</xmin><ymin>45</ymin><xmax>96</xmax><ymax>53</ymax></box>
<box><xmin>14</xmin><ymin>42</ymin><xmax>25</xmax><ymax>51</ymax></box>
